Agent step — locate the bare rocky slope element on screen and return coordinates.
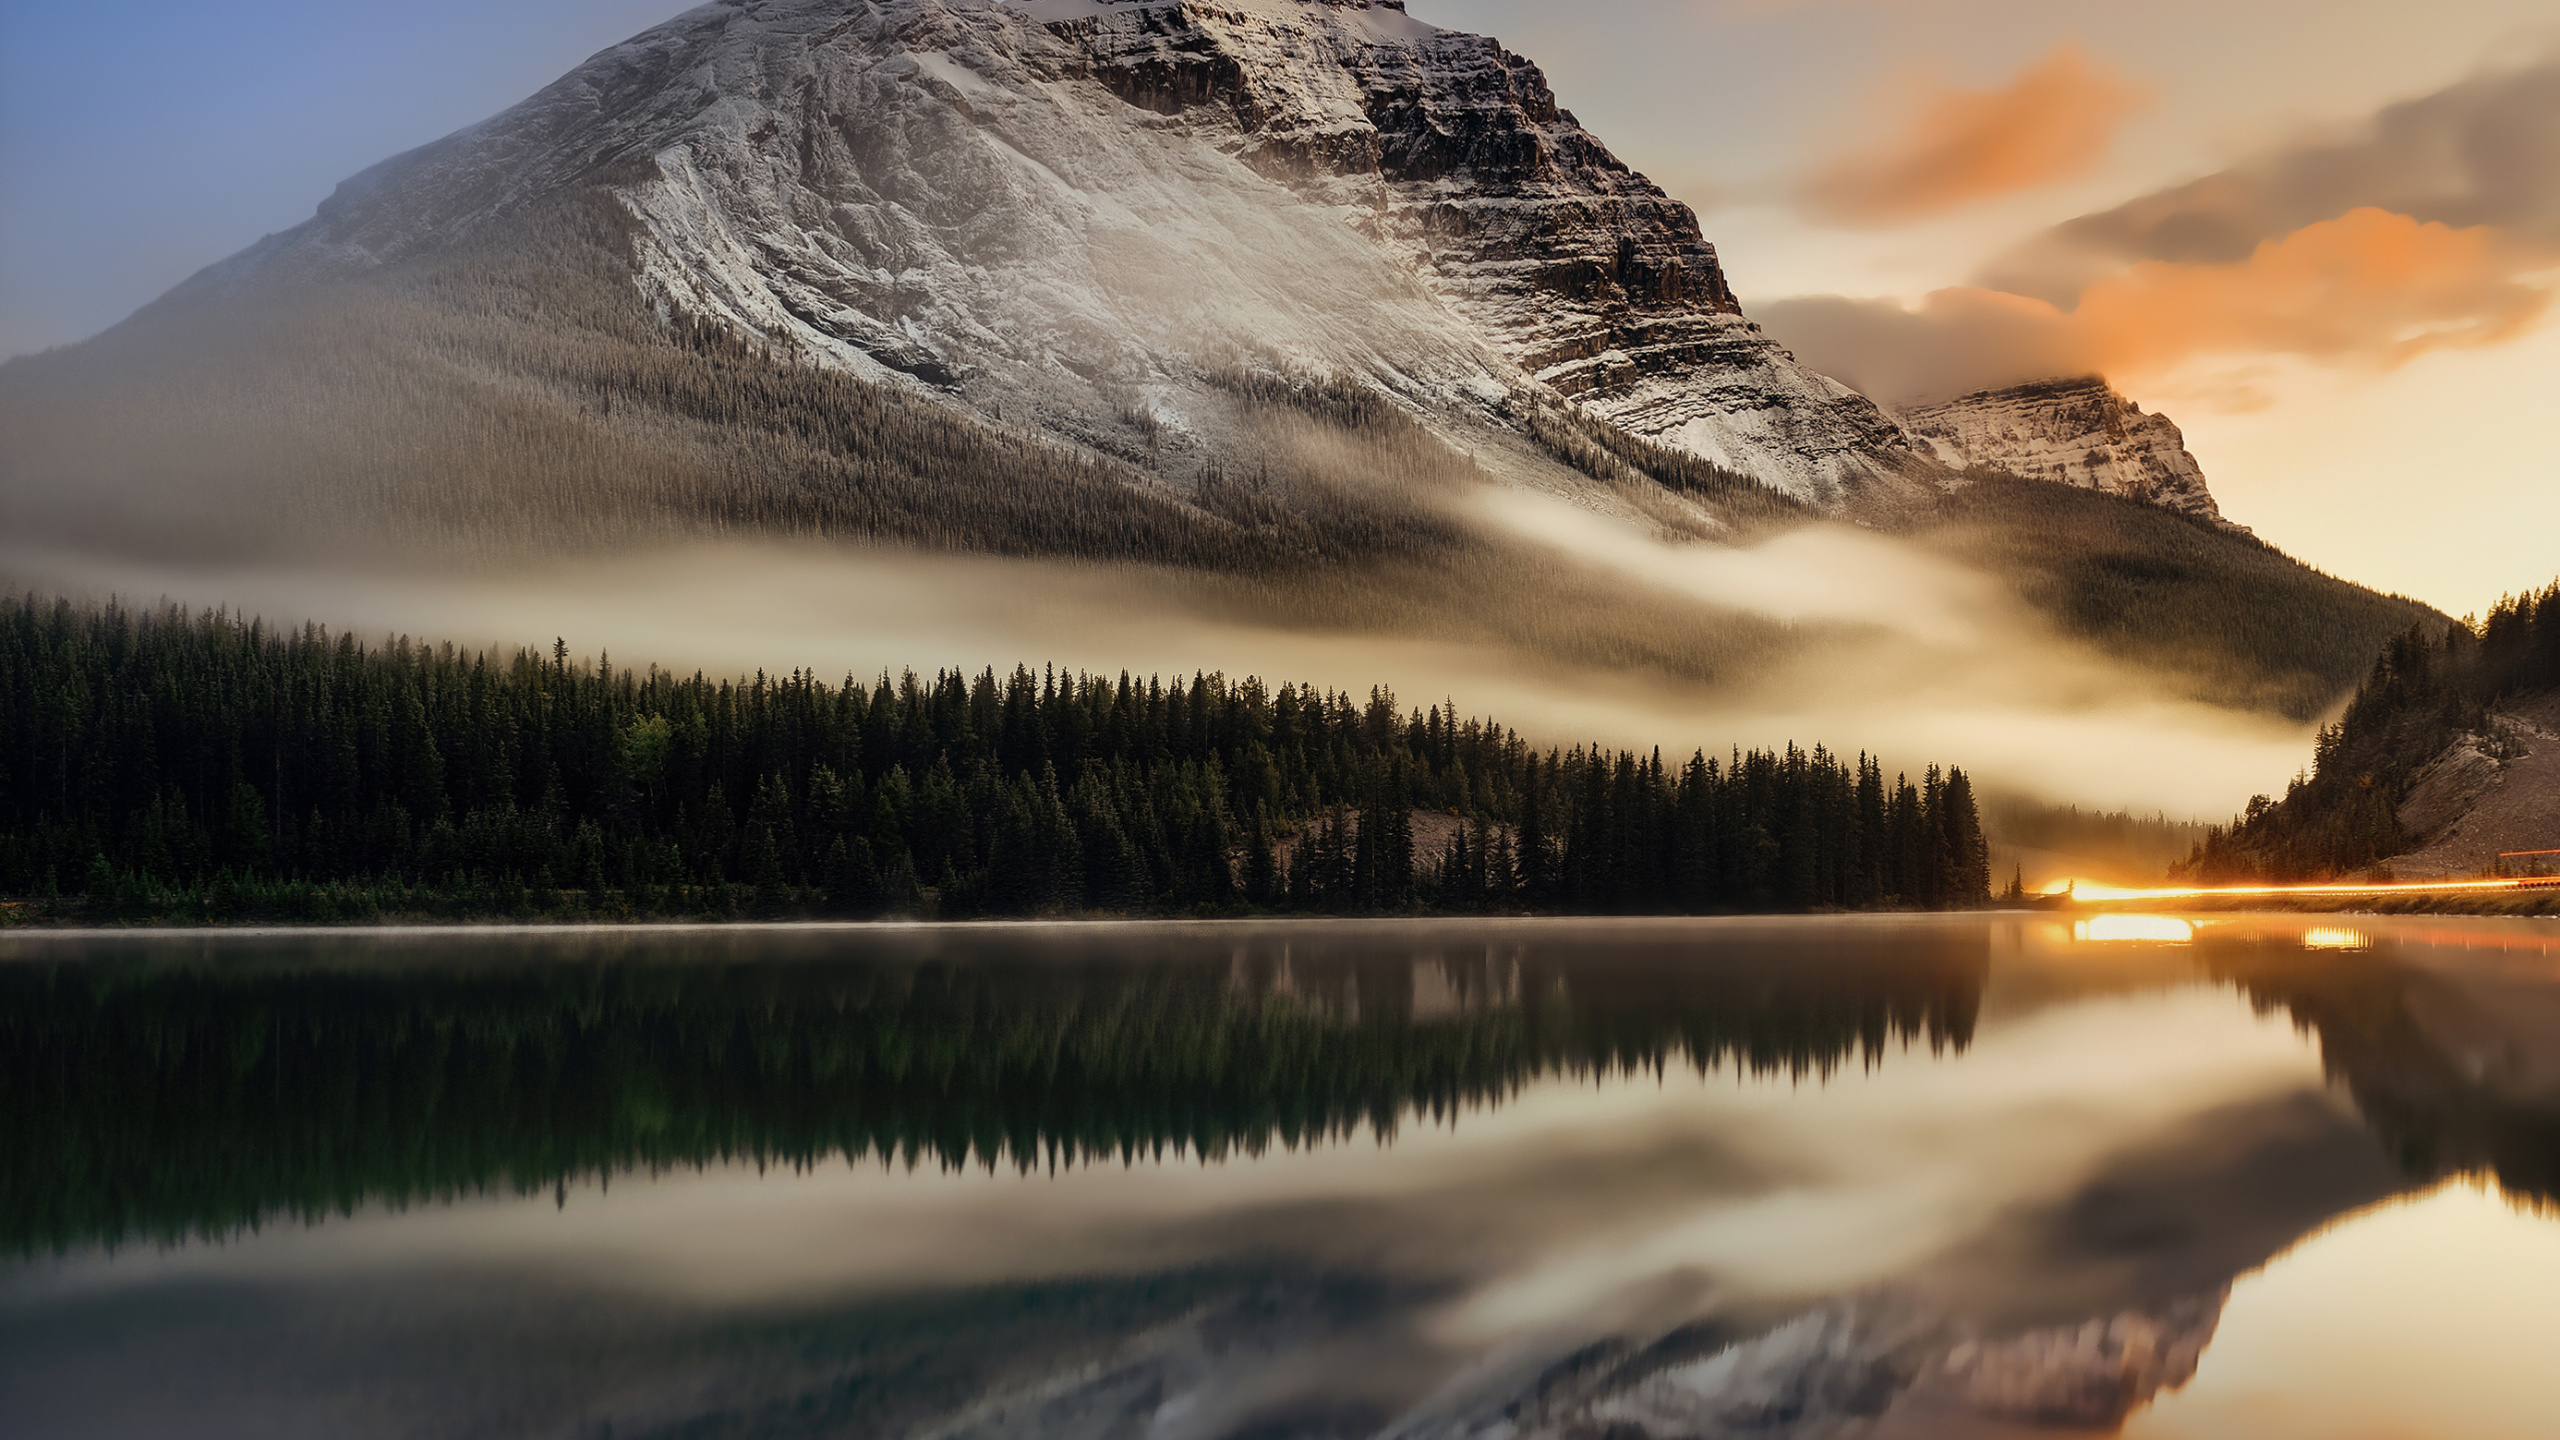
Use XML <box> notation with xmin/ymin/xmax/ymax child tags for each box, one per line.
<box><xmin>2385</xmin><ymin>694</ymin><xmax>2560</xmax><ymax>879</ymax></box>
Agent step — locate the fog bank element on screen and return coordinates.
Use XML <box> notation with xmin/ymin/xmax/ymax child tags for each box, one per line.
<box><xmin>3</xmin><ymin>527</ymin><xmax>2315</xmax><ymax>821</ymax></box>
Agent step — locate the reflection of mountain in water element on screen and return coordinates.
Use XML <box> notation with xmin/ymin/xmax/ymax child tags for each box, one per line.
<box><xmin>1416</xmin><ymin>1082</ymin><xmax>2408</xmax><ymax>1439</ymax></box>
<box><xmin>824</xmin><ymin>929</ymin><xmax>2554</xmax><ymax>1440</ymax></box>
<box><xmin>1387</xmin><ymin>1292</ymin><xmax>2229</xmax><ymax>1439</ymax></box>
<box><xmin>1</xmin><ymin>925</ymin><xmax>1985</xmax><ymax>1255</ymax></box>
<box><xmin>2203</xmin><ymin>931</ymin><xmax>2560</xmax><ymax>1209</ymax></box>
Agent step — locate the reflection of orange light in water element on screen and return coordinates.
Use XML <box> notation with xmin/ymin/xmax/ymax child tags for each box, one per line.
<box><xmin>2301</xmin><ymin>927</ymin><xmax>2371</xmax><ymax>951</ymax></box>
<box><xmin>2074</xmin><ymin>914</ymin><xmax>2195</xmax><ymax>944</ymax></box>
<box><xmin>2372</xmin><ymin>926</ymin><xmax>2560</xmax><ymax>957</ymax></box>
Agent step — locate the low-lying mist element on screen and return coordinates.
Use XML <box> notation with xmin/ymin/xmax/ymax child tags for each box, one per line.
<box><xmin>1</xmin><ymin>501</ymin><xmax>2316</xmax><ymax>826</ymax></box>
<box><xmin>0</xmin><ymin>187</ymin><xmax>2418</xmax><ymax>826</ymax></box>
<box><xmin>1468</xmin><ymin>491</ymin><xmax>2313</xmax><ymax>818</ymax></box>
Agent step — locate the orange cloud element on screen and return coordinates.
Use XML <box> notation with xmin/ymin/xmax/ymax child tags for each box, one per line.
<box><xmin>1980</xmin><ymin>56</ymin><xmax>2560</xmax><ymax>304</ymax></box>
<box><xmin>2076</xmin><ymin>208</ymin><xmax>2551</xmax><ymax>376</ymax></box>
<box><xmin>1762</xmin><ymin>60</ymin><xmax>2560</xmax><ymax>402</ymax></box>
<box><xmin>1797</xmin><ymin>45</ymin><xmax>2148</xmax><ymax>227</ymax></box>
<box><xmin>1759</xmin><ymin>210</ymin><xmax>2552</xmax><ymax>402</ymax></box>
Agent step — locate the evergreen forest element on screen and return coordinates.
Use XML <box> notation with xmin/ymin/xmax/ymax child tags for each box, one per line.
<box><xmin>0</xmin><ymin>594</ymin><xmax>1993</xmax><ymax>923</ymax></box>
<box><xmin>2181</xmin><ymin>579</ymin><xmax>2560</xmax><ymax>881</ymax></box>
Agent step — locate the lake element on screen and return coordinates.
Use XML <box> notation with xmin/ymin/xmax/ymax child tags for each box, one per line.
<box><xmin>4</xmin><ymin>915</ymin><xmax>2557</xmax><ymax>1439</ymax></box>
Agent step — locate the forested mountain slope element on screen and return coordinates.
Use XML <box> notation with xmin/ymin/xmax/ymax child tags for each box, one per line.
<box><xmin>2182</xmin><ymin>581</ymin><xmax>2560</xmax><ymax>880</ymax></box>
<box><xmin>1908</xmin><ymin>473</ymin><xmax>2439</xmax><ymax>719</ymax></box>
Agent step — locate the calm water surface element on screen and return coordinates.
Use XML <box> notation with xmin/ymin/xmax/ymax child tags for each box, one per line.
<box><xmin>4</xmin><ymin>915</ymin><xmax>2558</xmax><ymax>1439</ymax></box>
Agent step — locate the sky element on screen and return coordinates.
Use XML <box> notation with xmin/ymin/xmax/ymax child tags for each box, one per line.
<box><xmin>2</xmin><ymin>0</ymin><xmax>2555</xmax><ymax>616</ymax></box>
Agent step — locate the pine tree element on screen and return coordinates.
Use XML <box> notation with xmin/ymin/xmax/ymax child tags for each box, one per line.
<box><xmin>1244</xmin><ymin>804</ymin><xmax>1278</xmax><ymax>906</ymax></box>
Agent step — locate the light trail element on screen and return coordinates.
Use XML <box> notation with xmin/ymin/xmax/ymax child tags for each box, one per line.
<box><xmin>2038</xmin><ymin>875</ymin><xmax>2560</xmax><ymax>904</ymax></box>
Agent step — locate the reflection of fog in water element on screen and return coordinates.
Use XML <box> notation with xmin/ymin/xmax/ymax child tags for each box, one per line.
<box><xmin>0</xmin><ymin>916</ymin><xmax>2556</xmax><ymax>1438</ymax></box>
<box><xmin>2126</xmin><ymin>1179</ymin><xmax>2560</xmax><ymax>1440</ymax></box>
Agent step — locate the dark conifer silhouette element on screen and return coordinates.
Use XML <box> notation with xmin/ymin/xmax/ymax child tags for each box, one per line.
<box><xmin>0</xmin><ymin>594</ymin><xmax>1993</xmax><ymax>920</ymax></box>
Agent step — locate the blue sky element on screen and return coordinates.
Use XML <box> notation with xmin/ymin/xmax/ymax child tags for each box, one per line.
<box><xmin>0</xmin><ymin>0</ymin><xmax>675</xmax><ymax>355</ymax></box>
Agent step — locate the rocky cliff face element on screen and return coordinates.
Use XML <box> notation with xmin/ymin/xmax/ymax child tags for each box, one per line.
<box><xmin>1036</xmin><ymin>0</ymin><xmax>1918</xmax><ymax>497</ymax></box>
<box><xmin>1900</xmin><ymin>376</ymin><xmax>2226</xmax><ymax>523</ymax></box>
<box><xmin>198</xmin><ymin>0</ymin><xmax>1923</xmax><ymax>503</ymax></box>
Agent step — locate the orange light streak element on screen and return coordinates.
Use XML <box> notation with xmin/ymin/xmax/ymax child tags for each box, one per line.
<box><xmin>2039</xmin><ymin>875</ymin><xmax>2560</xmax><ymax>903</ymax></box>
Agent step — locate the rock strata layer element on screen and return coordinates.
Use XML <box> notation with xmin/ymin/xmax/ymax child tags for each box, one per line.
<box><xmin>1900</xmin><ymin>376</ymin><xmax>2225</xmax><ymax>522</ymax></box>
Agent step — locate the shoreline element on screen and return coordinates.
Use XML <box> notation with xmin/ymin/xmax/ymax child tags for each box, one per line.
<box><xmin>6</xmin><ymin>899</ymin><xmax>2560</xmax><ymax>936</ymax></box>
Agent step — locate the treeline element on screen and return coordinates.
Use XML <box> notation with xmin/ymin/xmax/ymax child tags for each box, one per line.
<box><xmin>2181</xmin><ymin>579</ymin><xmax>2560</xmax><ymax>881</ymax></box>
<box><xmin>0</xmin><ymin>595</ymin><xmax>1991</xmax><ymax>920</ymax></box>
<box><xmin>1</xmin><ymin>929</ymin><xmax>1989</xmax><ymax>1253</ymax></box>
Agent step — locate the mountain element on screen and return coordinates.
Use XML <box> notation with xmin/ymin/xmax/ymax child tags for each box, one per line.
<box><xmin>179</xmin><ymin>0</ymin><xmax>1923</xmax><ymax>507</ymax></box>
<box><xmin>1900</xmin><ymin>376</ymin><xmax>2227</xmax><ymax>525</ymax></box>
<box><xmin>0</xmin><ymin>0</ymin><xmax>2438</xmax><ymax>721</ymax></box>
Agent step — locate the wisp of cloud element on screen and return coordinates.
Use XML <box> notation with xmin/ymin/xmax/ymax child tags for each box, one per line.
<box><xmin>1796</xmin><ymin>45</ymin><xmax>2147</xmax><ymax>227</ymax></box>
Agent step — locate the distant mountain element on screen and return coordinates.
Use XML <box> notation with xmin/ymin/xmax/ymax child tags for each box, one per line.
<box><xmin>1901</xmin><ymin>376</ymin><xmax>2228</xmax><ymax>526</ymax></box>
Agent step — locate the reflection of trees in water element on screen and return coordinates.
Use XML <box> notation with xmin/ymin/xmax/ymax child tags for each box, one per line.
<box><xmin>2202</xmin><ymin>936</ymin><xmax>2560</xmax><ymax>1209</ymax></box>
<box><xmin>1</xmin><ymin>929</ymin><xmax>1986</xmax><ymax>1255</ymax></box>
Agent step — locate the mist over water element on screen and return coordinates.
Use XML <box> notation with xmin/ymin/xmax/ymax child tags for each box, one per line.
<box><xmin>2</xmin><ymin>520</ymin><xmax>2311</xmax><ymax>824</ymax></box>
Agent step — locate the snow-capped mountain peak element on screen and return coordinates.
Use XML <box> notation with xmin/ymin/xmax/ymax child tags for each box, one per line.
<box><xmin>1899</xmin><ymin>376</ymin><xmax>2228</xmax><ymax>524</ymax></box>
<box><xmin>213</xmin><ymin>0</ymin><xmax>1924</xmax><ymax>504</ymax></box>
